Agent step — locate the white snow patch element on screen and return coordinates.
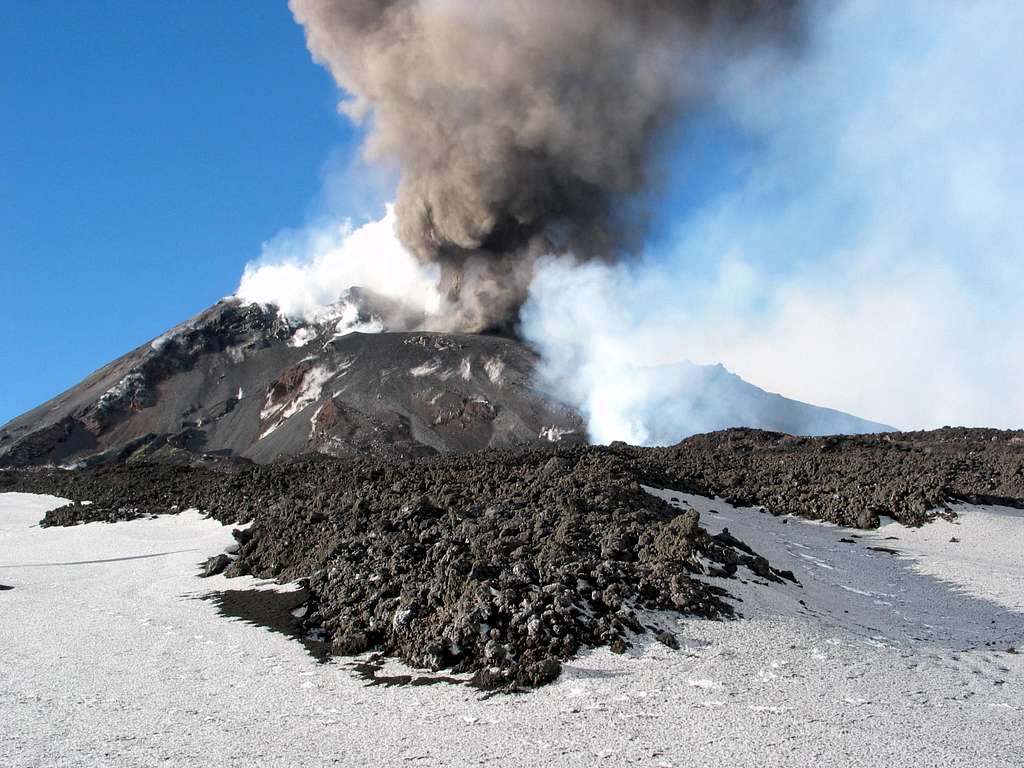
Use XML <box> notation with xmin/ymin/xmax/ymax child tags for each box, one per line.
<box><xmin>838</xmin><ymin>585</ymin><xmax>875</xmax><ymax>597</ymax></box>
<box><xmin>260</xmin><ymin>365</ymin><xmax>333</xmax><ymax>440</ymax></box>
<box><xmin>279</xmin><ymin>367</ymin><xmax>330</xmax><ymax>421</ymax></box>
<box><xmin>484</xmin><ymin>357</ymin><xmax>505</xmax><ymax>385</ymax></box>
<box><xmin>96</xmin><ymin>371</ymin><xmax>146</xmax><ymax>411</ymax></box>
<box><xmin>687</xmin><ymin>679</ymin><xmax>723</xmax><ymax>690</ymax></box>
<box><xmin>540</xmin><ymin>426</ymin><xmax>576</xmax><ymax>442</ymax></box>
<box><xmin>877</xmin><ymin>506</ymin><xmax>1024</xmax><ymax>612</ymax></box>
<box><xmin>150</xmin><ymin>331</ymin><xmax>173</xmax><ymax>351</ymax></box>
<box><xmin>411</xmin><ymin>359</ymin><xmax>442</xmax><ymax>377</ymax></box>
<box><xmin>795</xmin><ymin>551</ymin><xmax>836</xmax><ymax>571</ymax></box>
<box><xmin>309</xmin><ymin>403</ymin><xmax>326</xmax><ymax>440</ymax></box>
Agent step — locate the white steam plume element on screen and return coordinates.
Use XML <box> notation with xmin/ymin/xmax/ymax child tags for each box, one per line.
<box><xmin>522</xmin><ymin>0</ymin><xmax>1024</xmax><ymax>441</ymax></box>
<box><xmin>236</xmin><ymin>205</ymin><xmax>442</xmax><ymax>323</ymax></box>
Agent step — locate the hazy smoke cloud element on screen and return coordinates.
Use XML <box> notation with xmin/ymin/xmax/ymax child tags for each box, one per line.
<box><xmin>289</xmin><ymin>0</ymin><xmax>795</xmax><ymax>330</ymax></box>
<box><xmin>522</xmin><ymin>0</ymin><xmax>1024</xmax><ymax>440</ymax></box>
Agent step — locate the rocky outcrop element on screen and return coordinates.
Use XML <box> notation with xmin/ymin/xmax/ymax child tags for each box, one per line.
<box><xmin>1</xmin><ymin>447</ymin><xmax>791</xmax><ymax>690</ymax></box>
<box><xmin>629</xmin><ymin>427</ymin><xmax>1024</xmax><ymax>527</ymax></box>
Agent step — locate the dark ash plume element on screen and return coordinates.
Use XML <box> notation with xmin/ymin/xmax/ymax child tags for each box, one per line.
<box><xmin>290</xmin><ymin>0</ymin><xmax>796</xmax><ymax>330</ymax></box>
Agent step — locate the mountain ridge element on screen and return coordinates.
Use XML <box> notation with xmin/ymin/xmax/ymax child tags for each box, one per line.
<box><xmin>0</xmin><ymin>293</ymin><xmax>891</xmax><ymax>468</ymax></box>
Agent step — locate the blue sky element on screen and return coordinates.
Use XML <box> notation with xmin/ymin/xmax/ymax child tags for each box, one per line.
<box><xmin>1</xmin><ymin>2</ymin><xmax>357</xmax><ymax>423</ymax></box>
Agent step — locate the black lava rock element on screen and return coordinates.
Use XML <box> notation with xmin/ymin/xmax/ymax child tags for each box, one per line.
<box><xmin>201</xmin><ymin>554</ymin><xmax>232</xmax><ymax>577</ymax></box>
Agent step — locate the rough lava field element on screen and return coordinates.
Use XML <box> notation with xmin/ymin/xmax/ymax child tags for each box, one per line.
<box><xmin>3</xmin><ymin>428</ymin><xmax>1023</xmax><ymax>693</ymax></box>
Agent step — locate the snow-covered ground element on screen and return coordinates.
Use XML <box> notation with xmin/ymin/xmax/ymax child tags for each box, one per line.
<box><xmin>1</xmin><ymin>490</ymin><xmax>1022</xmax><ymax>767</ymax></box>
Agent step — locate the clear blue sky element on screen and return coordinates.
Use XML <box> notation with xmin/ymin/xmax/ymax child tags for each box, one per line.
<box><xmin>1</xmin><ymin>1</ymin><xmax>359</xmax><ymax>423</ymax></box>
<box><xmin>1</xmin><ymin>2</ymin><xmax>746</xmax><ymax>426</ymax></box>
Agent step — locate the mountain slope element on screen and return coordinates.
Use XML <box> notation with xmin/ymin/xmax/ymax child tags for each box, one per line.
<box><xmin>624</xmin><ymin>360</ymin><xmax>892</xmax><ymax>443</ymax></box>
<box><xmin>0</xmin><ymin>294</ymin><xmax>890</xmax><ymax>468</ymax></box>
<box><xmin>0</xmin><ymin>300</ymin><xmax>584</xmax><ymax>468</ymax></box>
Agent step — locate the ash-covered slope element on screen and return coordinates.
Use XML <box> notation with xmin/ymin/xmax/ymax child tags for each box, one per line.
<box><xmin>0</xmin><ymin>289</ymin><xmax>888</xmax><ymax>468</ymax></box>
<box><xmin>0</xmin><ymin>293</ymin><xmax>583</xmax><ymax>468</ymax></box>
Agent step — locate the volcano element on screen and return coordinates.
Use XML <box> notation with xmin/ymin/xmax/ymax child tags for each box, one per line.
<box><xmin>0</xmin><ymin>290</ymin><xmax>889</xmax><ymax>469</ymax></box>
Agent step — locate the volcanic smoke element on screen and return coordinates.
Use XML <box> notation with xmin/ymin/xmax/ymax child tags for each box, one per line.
<box><xmin>289</xmin><ymin>0</ymin><xmax>797</xmax><ymax>331</ymax></box>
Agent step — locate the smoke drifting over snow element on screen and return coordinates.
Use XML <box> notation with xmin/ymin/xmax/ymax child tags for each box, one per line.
<box><xmin>288</xmin><ymin>0</ymin><xmax>796</xmax><ymax>330</ymax></box>
<box><xmin>522</xmin><ymin>0</ymin><xmax>1024</xmax><ymax>439</ymax></box>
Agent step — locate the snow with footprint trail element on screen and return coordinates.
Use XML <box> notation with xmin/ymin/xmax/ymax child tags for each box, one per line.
<box><xmin>1</xmin><ymin>491</ymin><xmax>1022</xmax><ymax>767</ymax></box>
